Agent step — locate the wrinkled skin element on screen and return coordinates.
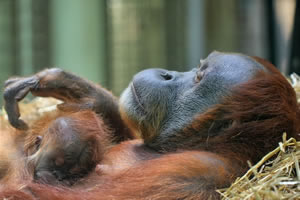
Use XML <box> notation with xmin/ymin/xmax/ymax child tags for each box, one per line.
<box><xmin>120</xmin><ymin>52</ymin><xmax>267</xmax><ymax>147</ymax></box>
<box><xmin>1</xmin><ymin>51</ymin><xmax>299</xmax><ymax>199</ymax></box>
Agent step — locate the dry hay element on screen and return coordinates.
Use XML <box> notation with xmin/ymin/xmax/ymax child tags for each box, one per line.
<box><xmin>218</xmin><ymin>135</ymin><xmax>299</xmax><ymax>199</ymax></box>
<box><xmin>0</xmin><ymin>75</ymin><xmax>300</xmax><ymax>200</ymax></box>
<box><xmin>0</xmin><ymin>97</ymin><xmax>61</xmax><ymax>130</ymax></box>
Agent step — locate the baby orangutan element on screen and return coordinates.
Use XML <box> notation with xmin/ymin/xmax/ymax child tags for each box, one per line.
<box><xmin>26</xmin><ymin>110</ymin><xmax>112</xmax><ymax>185</ymax></box>
<box><xmin>0</xmin><ymin>110</ymin><xmax>112</xmax><ymax>186</ymax></box>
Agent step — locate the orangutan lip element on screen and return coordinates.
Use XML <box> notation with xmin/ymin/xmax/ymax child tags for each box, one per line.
<box><xmin>130</xmin><ymin>82</ymin><xmax>146</xmax><ymax>112</ymax></box>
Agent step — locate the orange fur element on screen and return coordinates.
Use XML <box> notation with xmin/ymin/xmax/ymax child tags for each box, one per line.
<box><xmin>0</xmin><ymin>54</ymin><xmax>299</xmax><ymax>199</ymax></box>
<box><xmin>0</xmin><ymin>110</ymin><xmax>113</xmax><ymax>187</ymax></box>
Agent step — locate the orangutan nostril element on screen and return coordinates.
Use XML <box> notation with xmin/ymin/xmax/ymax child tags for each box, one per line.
<box><xmin>160</xmin><ymin>72</ymin><xmax>173</xmax><ymax>81</ymax></box>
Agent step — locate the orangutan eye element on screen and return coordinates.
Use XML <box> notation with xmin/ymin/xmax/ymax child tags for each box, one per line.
<box><xmin>194</xmin><ymin>70</ymin><xmax>204</xmax><ymax>83</ymax></box>
<box><xmin>198</xmin><ymin>59</ymin><xmax>209</xmax><ymax>71</ymax></box>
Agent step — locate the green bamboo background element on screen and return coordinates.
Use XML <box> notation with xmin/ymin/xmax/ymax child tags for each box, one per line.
<box><xmin>0</xmin><ymin>0</ymin><xmax>272</xmax><ymax>105</ymax></box>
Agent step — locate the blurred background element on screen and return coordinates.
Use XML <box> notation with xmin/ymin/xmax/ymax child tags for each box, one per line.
<box><xmin>0</xmin><ymin>0</ymin><xmax>299</xmax><ymax>105</ymax></box>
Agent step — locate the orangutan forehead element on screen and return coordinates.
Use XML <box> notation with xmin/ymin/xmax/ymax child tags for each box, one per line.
<box><xmin>199</xmin><ymin>51</ymin><xmax>268</xmax><ymax>86</ymax></box>
<box><xmin>205</xmin><ymin>51</ymin><xmax>266</xmax><ymax>72</ymax></box>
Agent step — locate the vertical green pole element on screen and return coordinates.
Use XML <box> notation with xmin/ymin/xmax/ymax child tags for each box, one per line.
<box><xmin>0</xmin><ymin>0</ymin><xmax>16</xmax><ymax>106</ymax></box>
<box><xmin>50</xmin><ymin>0</ymin><xmax>107</xmax><ymax>84</ymax></box>
<box><xmin>186</xmin><ymin>0</ymin><xmax>206</xmax><ymax>69</ymax></box>
<box><xmin>164</xmin><ymin>0</ymin><xmax>187</xmax><ymax>71</ymax></box>
<box><xmin>31</xmin><ymin>0</ymin><xmax>51</xmax><ymax>72</ymax></box>
<box><xmin>17</xmin><ymin>0</ymin><xmax>34</xmax><ymax>75</ymax></box>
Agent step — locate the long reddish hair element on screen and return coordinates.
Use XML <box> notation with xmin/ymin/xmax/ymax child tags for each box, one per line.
<box><xmin>182</xmin><ymin>57</ymin><xmax>300</xmax><ymax>166</ymax></box>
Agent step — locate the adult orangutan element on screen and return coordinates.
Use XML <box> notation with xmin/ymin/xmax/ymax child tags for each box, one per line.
<box><xmin>0</xmin><ymin>51</ymin><xmax>299</xmax><ymax>199</ymax></box>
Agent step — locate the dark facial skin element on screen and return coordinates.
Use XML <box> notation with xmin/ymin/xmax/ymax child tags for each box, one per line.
<box><xmin>120</xmin><ymin>51</ymin><xmax>267</xmax><ymax>147</ymax></box>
